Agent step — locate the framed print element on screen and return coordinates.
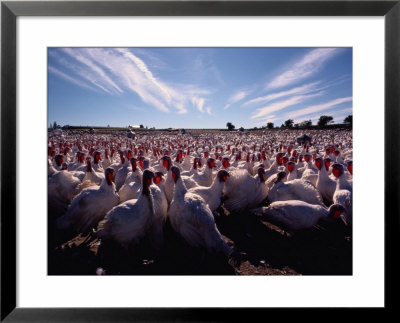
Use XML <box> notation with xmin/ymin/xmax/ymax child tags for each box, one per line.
<box><xmin>1</xmin><ymin>0</ymin><xmax>399</xmax><ymax>321</ymax></box>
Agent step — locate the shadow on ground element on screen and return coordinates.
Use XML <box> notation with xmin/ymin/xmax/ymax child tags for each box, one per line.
<box><xmin>48</xmin><ymin>203</ymin><xmax>352</xmax><ymax>276</ymax></box>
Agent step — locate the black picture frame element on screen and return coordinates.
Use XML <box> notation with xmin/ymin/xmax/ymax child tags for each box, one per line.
<box><xmin>1</xmin><ymin>0</ymin><xmax>398</xmax><ymax>321</ymax></box>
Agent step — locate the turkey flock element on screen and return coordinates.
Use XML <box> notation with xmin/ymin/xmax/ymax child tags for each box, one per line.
<box><xmin>48</xmin><ymin>128</ymin><xmax>352</xmax><ymax>275</ymax></box>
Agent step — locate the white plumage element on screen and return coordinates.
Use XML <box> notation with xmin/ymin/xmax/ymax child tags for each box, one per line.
<box><xmin>223</xmin><ymin>168</ymin><xmax>269</xmax><ymax>212</ymax></box>
<box><xmin>188</xmin><ymin>170</ymin><xmax>229</xmax><ymax>213</ymax></box>
<box><xmin>268</xmin><ymin>172</ymin><xmax>325</xmax><ymax>206</ymax></box>
<box><xmin>56</xmin><ymin>168</ymin><xmax>119</xmax><ymax>233</ymax></box>
<box><xmin>251</xmin><ymin>200</ymin><xmax>347</xmax><ymax>233</ymax></box>
<box><xmin>168</xmin><ymin>167</ymin><xmax>232</xmax><ymax>256</ymax></box>
<box><xmin>332</xmin><ymin>163</ymin><xmax>353</xmax><ymax>226</ymax></box>
<box><xmin>315</xmin><ymin>158</ymin><xmax>336</xmax><ymax>205</ymax></box>
<box><xmin>96</xmin><ymin>170</ymin><xmax>156</xmax><ymax>247</ymax></box>
<box><xmin>48</xmin><ymin>168</ymin><xmax>82</xmax><ymax>216</ymax></box>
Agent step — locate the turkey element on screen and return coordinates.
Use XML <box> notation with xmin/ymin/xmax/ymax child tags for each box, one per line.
<box><xmin>188</xmin><ymin>170</ymin><xmax>229</xmax><ymax>213</ymax></box>
<box><xmin>188</xmin><ymin>158</ymin><xmax>216</xmax><ymax>187</ymax></box>
<box><xmin>223</xmin><ymin>167</ymin><xmax>269</xmax><ymax>212</ymax></box>
<box><xmin>286</xmin><ymin>161</ymin><xmax>298</xmax><ymax>181</ymax></box>
<box><xmin>80</xmin><ymin>157</ymin><xmax>104</xmax><ymax>186</ymax></box>
<box><xmin>263</xmin><ymin>152</ymin><xmax>284</xmax><ymax>179</ymax></box>
<box><xmin>48</xmin><ymin>158</ymin><xmax>58</xmax><ymax>177</ymax></box>
<box><xmin>300</xmin><ymin>154</ymin><xmax>318</xmax><ymax>186</ymax></box>
<box><xmin>67</xmin><ymin>151</ymin><xmax>86</xmax><ymax>172</ymax></box>
<box><xmin>118</xmin><ymin>181</ymin><xmax>141</xmax><ymax>203</ymax></box>
<box><xmin>251</xmin><ymin>200</ymin><xmax>347</xmax><ymax>235</ymax></box>
<box><xmin>148</xmin><ymin>171</ymin><xmax>169</xmax><ymax>249</ymax></box>
<box><xmin>160</xmin><ymin>155</ymin><xmax>175</xmax><ymax>204</ymax></box>
<box><xmin>237</xmin><ymin>153</ymin><xmax>253</xmax><ymax>175</ymax></box>
<box><xmin>181</xmin><ymin>148</ymin><xmax>193</xmax><ymax>171</ymax></box>
<box><xmin>114</xmin><ymin>151</ymin><xmax>131</xmax><ymax>191</ymax></box>
<box><xmin>315</xmin><ymin>157</ymin><xmax>336</xmax><ymax>205</ymax></box>
<box><xmin>53</xmin><ymin>154</ymin><xmax>64</xmax><ymax>171</ymax></box>
<box><xmin>332</xmin><ymin>163</ymin><xmax>352</xmax><ymax>226</ymax></box>
<box><xmin>181</xmin><ymin>157</ymin><xmax>199</xmax><ymax>177</ymax></box>
<box><xmin>108</xmin><ymin>150</ymin><xmax>125</xmax><ymax>173</ymax></box>
<box><xmin>92</xmin><ymin>151</ymin><xmax>104</xmax><ymax>173</ymax></box>
<box><xmin>168</xmin><ymin>166</ymin><xmax>232</xmax><ymax>256</ymax></box>
<box><xmin>333</xmin><ymin>150</ymin><xmax>345</xmax><ymax>164</ymax></box>
<box><xmin>48</xmin><ymin>165</ymin><xmax>82</xmax><ymax>217</ymax></box>
<box><xmin>56</xmin><ymin>168</ymin><xmax>119</xmax><ymax>233</ymax></box>
<box><xmin>96</xmin><ymin>170</ymin><xmax>157</xmax><ymax>248</ymax></box>
<box><xmin>124</xmin><ymin>157</ymin><xmax>143</xmax><ymax>184</ymax></box>
<box><xmin>102</xmin><ymin>149</ymin><xmax>111</xmax><ymax>170</ymax></box>
<box><xmin>268</xmin><ymin>171</ymin><xmax>325</xmax><ymax>206</ymax></box>
<box><xmin>118</xmin><ymin>158</ymin><xmax>143</xmax><ymax>203</ymax></box>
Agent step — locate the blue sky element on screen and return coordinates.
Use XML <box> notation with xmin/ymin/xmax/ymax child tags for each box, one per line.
<box><xmin>48</xmin><ymin>47</ymin><xmax>352</xmax><ymax>129</ymax></box>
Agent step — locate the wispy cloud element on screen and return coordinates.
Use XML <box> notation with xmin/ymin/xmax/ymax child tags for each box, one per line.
<box><xmin>48</xmin><ymin>66</ymin><xmax>98</xmax><ymax>92</ymax></box>
<box><xmin>224</xmin><ymin>90</ymin><xmax>252</xmax><ymax>110</ymax></box>
<box><xmin>206</xmin><ymin>106</ymin><xmax>212</xmax><ymax>115</ymax></box>
<box><xmin>62</xmin><ymin>48</ymin><xmax>123</xmax><ymax>95</ymax></box>
<box><xmin>175</xmin><ymin>102</ymin><xmax>188</xmax><ymax>115</ymax></box>
<box><xmin>253</xmin><ymin>115</ymin><xmax>279</xmax><ymax>126</ymax></box>
<box><xmin>192</xmin><ymin>97</ymin><xmax>205</xmax><ymax>113</ymax></box>
<box><xmin>48</xmin><ymin>48</ymin><xmax>214</xmax><ymax>115</ymax></box>
<box><xmin>267</xmin><ymin>48</ymin><xmax>341</xmax><ymax>89</ymax></box>
<box><xmin>117</xmin><ymin>48</ymin><xmax>172</xmax><ymax>103</ymax></box>
<box><xmin>243</xmin><ymin>81</ymin><xmax>320</xmax><ymax>107</ymax></box>
<box><xmin>250</xmin><ymin>93</ymin><xmax>322</xmax><ymax>120</ymax></box>
<box><xmin>287</xmin><ymin>97</ymin><xmax>352</xmax><ymax>120</ymax></box>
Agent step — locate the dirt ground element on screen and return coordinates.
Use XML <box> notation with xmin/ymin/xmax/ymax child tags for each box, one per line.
<box><xmin>48</xmin><ymin>205</ymin><xmax>352</xmax><ymax>276</ymax></box>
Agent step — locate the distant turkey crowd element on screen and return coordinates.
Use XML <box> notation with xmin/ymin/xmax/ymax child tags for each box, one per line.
<box><xmin>48</xmin><ymin>129</ymin><xmax>352</xmax><ymax>258</ymax></box>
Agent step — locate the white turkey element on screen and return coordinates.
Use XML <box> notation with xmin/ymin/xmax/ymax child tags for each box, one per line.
<box><xmin>67</xmin><ymin>151</ymin><xmax>86</xmax><ymax>172</ymax></box>
<box><xmin>251</xmin><ymin>200</ymin><xmax>347</xmax><ymax>235</ymax></box>
<box><xmin>181</xmin><ymin>148</ymin><xmax>193</xmax><ymax>171</ymax></box>
<box><xmin>102</xmin><ymin>149</ymin><xmax>112</xmax><ymax>170</ymax></box>
<box><xmin>160</xmin><ymin>155</ymin><xmax>175</xmax><ymax>204</ymax></box>
<box><xmin>332</xmin><ymin>163</ymin><xmax>352</xmax><ymax>226</ymax></box>
<box><xmin>114</xmin><ymin>151</ymin><xmax>131</xmax><ymax>191</ymax></box>
<box><xmin>181</xmin><ymin>157</ymin><xmax>199</xmax><ymax>177</ymax></box>
<box><xmin>286</xmin><ymin>161</ymin><xmax>298</xmax><ymax>181</ymax></box>
<box><xmin>56</xmin><ymin>168</ymin><xmax>119</xmax><ymax>233</ymax></box>
<box><xmin>148</xmin><ymin>171</ymin><xmax>169</xmax><ymax>249</ymax></box>
<box><xmin>223</xmin><ymin>167</ymin><xmax>269</xmax><ymax>212</ymax></box>
<box><xmin>263</xmin><ymin>152</ymin><xmax>284</xmax><ymax>179</ymax></box>
<box><xmin>118</xmin><ymin>158</ymin><xmax>143</xmax><ymax>203</ymax></box>
<box><xmin>80</xmin><ymin>157</ymin><xmax>104</xmax><ymax>186</ymax></box>
<box><xmin>315</xmin><ymin>157</ymin><xmax>336</xmax><ymax>205</ymax></box>
<box><xmin>237</xmin><ymin>153</ymin><xmax>253</xmax><ymax>175</ymax></box>
<box><xmin>168</xmin><ymin>166</ymin><xmax>232</xmax><ymax>256</ymax></box>
<box><xmin>48</xmin><ymin>158</ymin><xmax>58</xmax><ymax>177</ymax></box>
<box><xmin>188</xmin><ymin>169</ymin><xmax>229</xmax><ymax>213</ymax></box>
<box><xmin>48</xmin><ymin>164</ymin><xmax>82</xmax><ymax>217</ymax></box>
<box><xmin>187</xmin><ymin>157</ymin><xmax>216</xmax><ymax>187</ymax></box>
<box><xmin>268</xmin><ymin>171</ymin><xmax>325</xmax><ymax>206</ymax></box>
<box><xmin>92</xmin><ymin>151</ymin><xmax>104</xmax><ymax>173</ymax></box>
<box><xmin>300</xmin><ymin>154</ymin><xmax>318</xmax><ymax>186</ymax></box>
<box><xmin>96</xmin><ymin>170</ymin><xmax>157</xmax><ymax>248</ymax></box>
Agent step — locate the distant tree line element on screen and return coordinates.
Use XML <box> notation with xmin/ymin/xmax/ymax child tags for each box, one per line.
<box><xmin>277</xmin><ymin>115</ymin><xmax>352</xmax><ymax>129</ymax></box>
